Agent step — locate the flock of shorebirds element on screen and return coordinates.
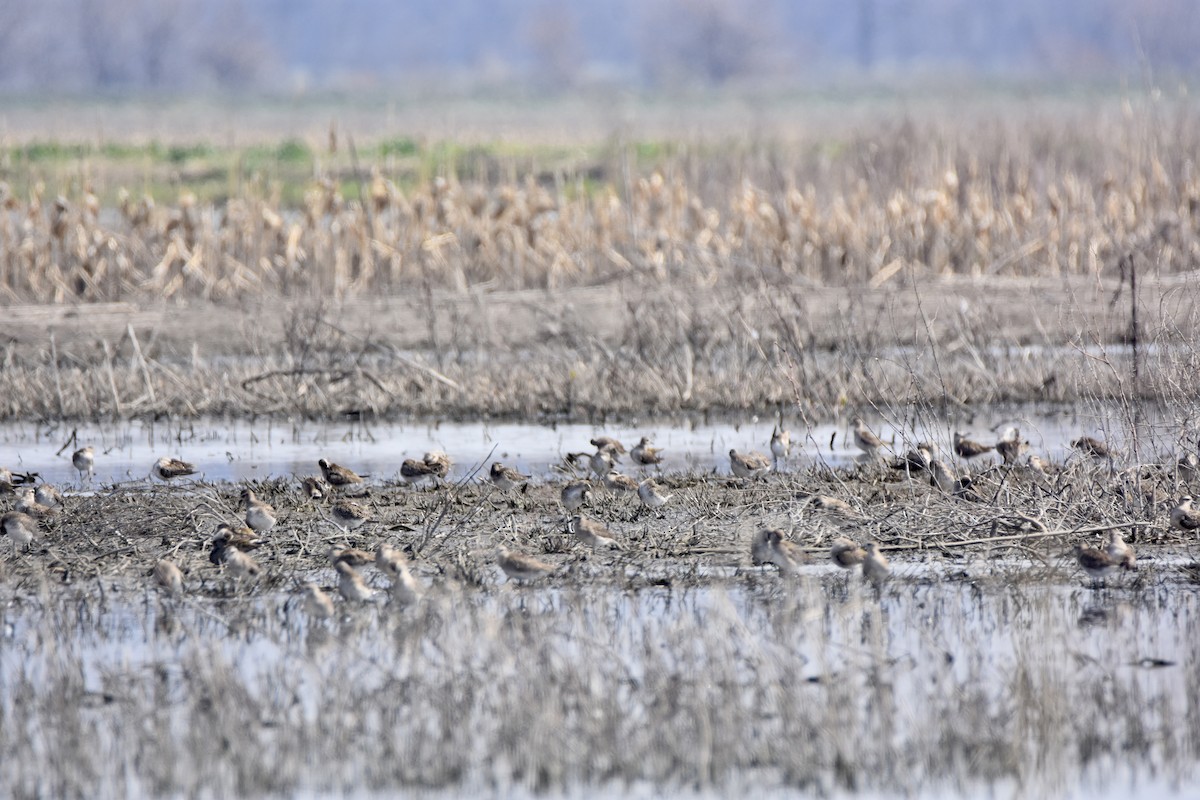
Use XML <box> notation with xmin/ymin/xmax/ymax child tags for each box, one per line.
<box><xmin>2</xmin><ymin>417</ymin><xmax>1197</xmax><ymax>614</ymax></box>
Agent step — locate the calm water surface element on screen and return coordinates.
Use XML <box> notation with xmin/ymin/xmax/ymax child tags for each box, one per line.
<box><xmin>0</xmin><ymin>405</ymin><xmax>1184</xmax><ymax>486</ymax></box>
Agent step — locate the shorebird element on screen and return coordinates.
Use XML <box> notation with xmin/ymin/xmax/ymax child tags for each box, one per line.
<box><xmin>153</xmin><ymin>559</ymin><xmax>184</xmax><ymax>595</ymax></box>
<box><xmin>301</xmin><ymin>476</ymin><xmax>327</xmax><ymax>499</ymax></box>
<box><xmin>590</xmin><ymin>436</ymin><xmax>626</xmax><ymax>458</ymax></box>
<box><xmin>953</xmin><ymin>432</ymin><xmax>994</xmax><ymax>460</ymax></box>
<box><xmin>1025</xmin><ymin>454</ymin><xmax>1049</xmax><ymax>477</ymax></box>
<box><xmin>589</xmin><ymin>449</ymin><xmax>615</xmax><ymax>479</ymax></box>
<box><xmin>809</xmin><ymin>495</ymin><xmax>861</xmax><ymax>519</ymax></box>
<box><xmin>1176</xmin><ymin>452</ymin><xmax>1199</xmax><ymax>481</ymax></box>
<box><xmin>927</xmin><ymin>459</ymin><xmax>961</xmax><ymax>494</ymax></box>
<box><xmin>995</xmin><ymin>430</ymin><xmax>1028</xmax><ymax>466</ymax></box>
<box><xmin>569</xmin><ymin>515</ymin><xmax>622</xmax><ymax>551</ymax></box>
<box><xmin>1072</xmin><ymin>436</ymin><xmax>1112</xmax><ymax>460</ymax></box>
<box><xmin>422</xmin><ymin>450</ymin><xmax>452</xmax><ymax>480</ymax></box>
<box><xmin>862</xmin><ymin>543</ymin><xmax>891</xmax><ymax>586</ymax></box>
<box><xmin>152</xmin><ymin>457</ymin><xmax>196</xmax><ymax>481</ymax></box>
<box><xmin>564</xmin><ymin>452</ymin><xmax>593</xmax><ymax>471</ymax></box>
<box><xmin>330</xmin><ymin>500</ymin><xmax>369</xmax><ymax>531</ymax></box>
<box><xmin>496</xmin><ymin>545</ymin><xmax>556</xmax><ymax>582</ymax></box>
<box><xmin>1073</xmin><ymin>543</ymin><xmax>1118</xmax><ymax>586</ymax></box>
<box><xmin>637</xmin><ymin>478</ymin><xmax>672</xmax><ymax>511</ymax></box>
<box><xmin>318</xmin><ymin>458</ymin><xmax>366</xmax><ymax>494</ymax></box>
<box><xmin>889</xmin><ymin>443</ymin><xmax>936</xmax><ymax>474</ymax></box>
<box><xmin>1170</xmin><ymin>496</ymin><xmax>1200</xmax><ymax>532</ymax></box>
<box><xmin>33</xmin><ymin>483</ymin><xmax>63</xmax><ymax>508</ymax></box>
<box><xmin>770</xmin><ymin>426</ymin><xmax>791</xmax><ymax>465</ymax></box>
<box><xmin>489</xmin><ymin>461</ymin><xmax>529</xmax><ymax>492</ymax></box>
<box><xmin>374</xmin><ymin>541</ymin><xmax>405</xmax><ymax>576</ymax></box>
<box><xmin>15</xmin><ymin>487</ymin><xmax>57</xmax><ymax>520</ymax></box>
<box><xmin>729</xmin><ymin>449</ymin><xmax>771</xmax><ymax>479</ymax></box>
<box><xmin>1</xmin><ymin>511</ymin><xmax>38</xmax><ymax>553</ymax></box>
<box><xmin>631</xmin><ymin>436</ymin><xmax>664</xmax><ymax>467</ymax></box>
<box><xmin>218</xmin><ymin>544</ymin><xmax>262</xmax><ymax>582</ymax></box>
<box><xmin>830</xmin><ymin>537</ymin><xmax>867</xmax><ymax>570</ymax></box>
<box><xmin>302</xmin><ymin>582</ymin><xmax>335</xmax><ymax>619</ymax></box>
<box><xmin>750</xmin><ymin>528</ymin><xmax>775</xmax><ymax>566</ymax></box>
<box><xmin>852</xmin><ymin>417</ymin><xmax>885</xmax><ymax>458</ymax></box>
<box><xmin>400</xmin><ymin>458</ymin><xmax>439</xmax><ymax>486</ymax></box>
<box><xmin>763</xmin><ymin>528</ymin><xmax>804</xmax><ymax>576</ymax></box>
<box><xmin>376</xmin><ymin>543</ymin><xmax>422</xmax><ymax>605</ymax></box>
<box><xmin>335</xmin><ymin>561</ymin><xmax>376</xmax><ymax>602</ymax></box>
<box><xmin>928</xmin><ymin>459</ymin><xmax>980</xmax><ymax>500</ymax></box>
<box><xmin>560</xmin><ymin>480</ymin><xmax>592</xmax><ymax>512</ymax></box>
<box><xmin>211</xmin><ymin>523</ymin><xmax>263</xmax><ymax>560</ymax></box>
<box><xmin>241</xmin><ymin>489</ymin><xmax>276</xmax><ymax>533</ymax></box>
<box><xmin>328</xmin><ymin>545</ymin><xmax>373</xmax><ymax>568</ymax></box>
<box><xmin>72</xmin><ymin>446</ymin><xmax>95</xmax><ymax>482</ymax></box>
<box><xmin>604</xmin><ymin>470</ymin><xmax>639</xmax><ymax>494</ymax></box>
<box><xmin>1105</xmin><ymin>530</ymin><xmax>1136</xmax><ymax>571</ymax></box>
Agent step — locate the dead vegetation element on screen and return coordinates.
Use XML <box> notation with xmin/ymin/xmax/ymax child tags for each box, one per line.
<box><xmin>2</xmin><ymin>101</ymin><xmax>1200</xmax><ymax>422</ymax></box>
<box><xmin>1</xmin><ymin>102</ymin><xmax>1198</xmax><ymax>303</ymax></box>
<box><xmin>1</xmin><ymin>455</ymin><xmax>1198</xmax><ymax>797</ymax></box>
<box><xmin>3</xmin><ymin>95</ymin><xmax>1199</xmax><ymax>798</ymax></box>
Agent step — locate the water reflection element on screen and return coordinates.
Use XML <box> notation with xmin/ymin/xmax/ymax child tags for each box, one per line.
<box><xmin>0</xmin><ymin>570</ymin><xmax>1194</xmax><ymax>796</ymax></box>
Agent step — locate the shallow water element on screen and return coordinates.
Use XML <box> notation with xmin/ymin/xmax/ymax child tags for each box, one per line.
<box><xmin>0</xmin><ymin>569</ymin><xmax>1196</xmax><ymax>797</ymax></box>
<box><xmin>0</xmin><ymin>404</ymin><xmax>1184</xmax><ymax>486</ymax></box>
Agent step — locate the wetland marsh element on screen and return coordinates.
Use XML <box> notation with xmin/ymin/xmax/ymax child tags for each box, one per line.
<box><xmin>3</xmin><ymin>93</ymin><xmax>1200</xmax><ymax>797</ymax></box>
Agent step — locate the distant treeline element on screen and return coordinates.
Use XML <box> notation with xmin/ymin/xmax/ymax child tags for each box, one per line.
<box><xmin>0</xmin><ymin>0</ymin><xmax>1195</xmax><ymax>91</ymax></box>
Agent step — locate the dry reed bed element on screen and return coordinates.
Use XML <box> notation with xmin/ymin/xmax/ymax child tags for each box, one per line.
<box><xmin>1</xmin><ymin>461</ymin><xmax>1198</xmax><ymax>796</ymax></box>
<box><xmin>4</xmin><ymin>278</ymin><xmax>1200</xmax><ymax>422</ymax></box>
<box><xmin>1</xmin><ymin>107</ymin><xmax>1199</xmax><ymax>304</ymax></box>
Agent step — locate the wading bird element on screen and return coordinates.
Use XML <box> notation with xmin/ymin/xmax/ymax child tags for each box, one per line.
<box><xmin>489</xmin><ymin>462</ymin><xmax>529</xmax><ymax>492</ymax></box>
<box><xmin>770</xmin><ymin>426</ymin><xmax>791</xmax><ymax>466</ymax></box>
<box><xmin>153</xmin><ymin>559</ymin><xmax>184</xmax><ymax>595</ymax></box>
<box><xmin>862</xmin><ymin>543</ymin><xmax>891</xmax><ymax>586</ymax></box>
<box><xmin>495</xmin><ymin>545</ymin><xmax>555</xmax><ymax>582</ymax></box>
<box><xmin>831</xmin><ymin>537</ymin><xmax>866</xmax><ymax>570</ymax></box>
<box><xmin>729</xmin><ymin>449</ymin><xmax>771</xmax><ymax>479</ymax></box>
<box><xmin>560</xmin><ymin>480</ymin><xmax>592</xmax><ymax>512</ymax></box>
<box><xmin>852</xmin><ymin>417</ymin><xmax>885</xmax><ymax>458</ymax></box>
<box><xmin>152</xmin><ymin>457</ymin><xmax>196</xmax><ymax>481</ymax></box>
<box><xmin>631</xmin><ymin>436</ymin><xmax>664</xmax><ymax>467</ymax></box>
<box><xmin>241</xmin><ymin>489</ymin><xmax>276</xmax><ymax>533</ymax></box>
<box><xmin>569</xmin><ymin>515</ymin><xmax>622</xmax><ymax>551</ymax></box>
<box><xmin>318</xmin><ymin>458</ymin><xmax>366</xmax><ymax>494</ymax></box>
<box><xmin>72</xmin><ymin>446</ymin><xmax>95</xmax><ymax>483</ymax></box>
<box><xmin>953</xmin><ymin>432</ymin><xmax>993</xmax><ymax>460</ymax></box>
<box><xmin>637</xmin><ymin>478</ymin><xmax>672</xmax><ymax>511</ymax></box>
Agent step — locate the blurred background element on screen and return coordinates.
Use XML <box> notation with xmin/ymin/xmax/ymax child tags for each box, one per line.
<box><xmin>0</xmin><ymin>0</ymin><xmax>1194</xmax><ymax>93</ymax></box>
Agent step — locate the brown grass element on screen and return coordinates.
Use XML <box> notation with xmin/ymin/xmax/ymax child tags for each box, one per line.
<box><xmin>1</xmin><ymin>101</ymin><xmax>1198</xmax><ymax>303</ymax></box>
<box><xmin>1</xmin><ymin>100</ymin><xmax>1199</xmax><ymax>422</ymax></box>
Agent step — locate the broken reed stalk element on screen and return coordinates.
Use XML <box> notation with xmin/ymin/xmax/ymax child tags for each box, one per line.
<box><xmin>126</xmin><ymin>323</ymin><xmax>156</xmax><ymax>404</ymax></box>
<box><xmin>48</xmin><ymin>331</ymin><xmax>65</xmax><ymax>416</ymax></box>
<box><xmin>102</xmin><ymin>339</ymin><xmax>122</xmax><ymax>415</ymax></box>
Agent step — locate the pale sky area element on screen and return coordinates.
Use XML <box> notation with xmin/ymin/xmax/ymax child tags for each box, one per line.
<box><xmin>0</xmin><ymin>0</ymin><xmax>1194</xmax><ymax>92</ymax></box>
